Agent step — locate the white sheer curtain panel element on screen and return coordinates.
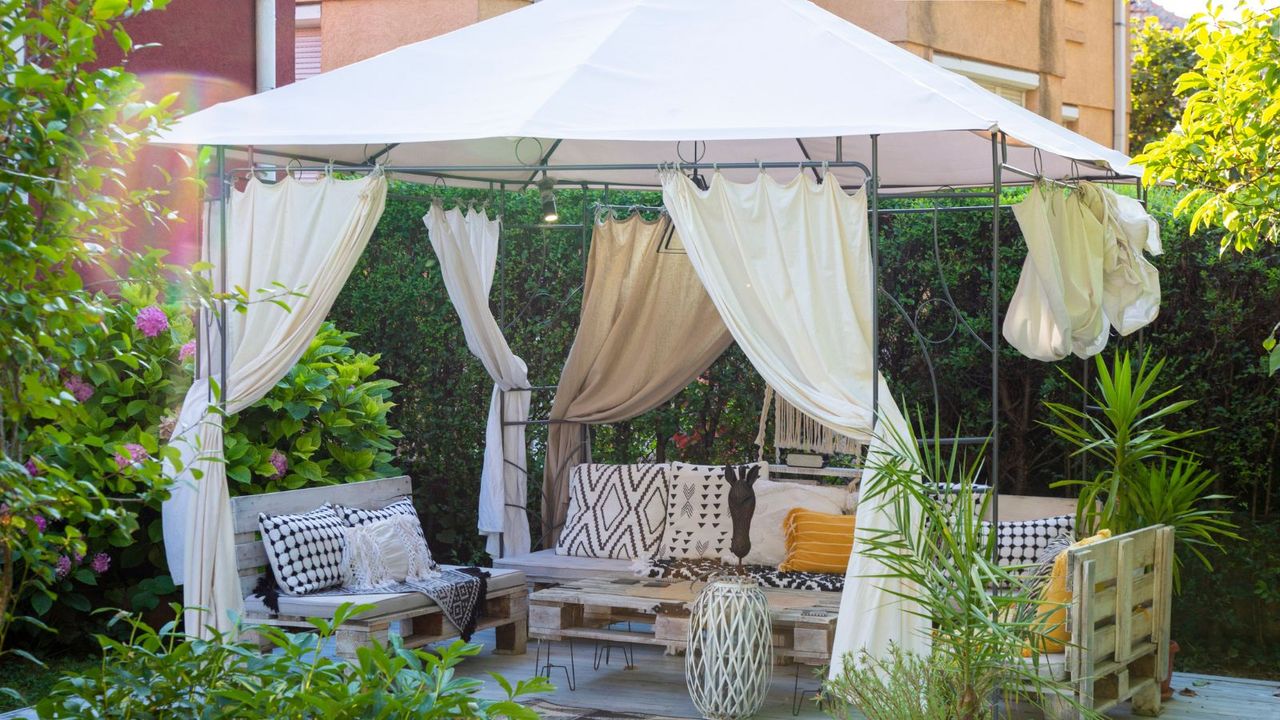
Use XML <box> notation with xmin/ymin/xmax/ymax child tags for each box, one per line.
<box><xmin>660</xmin><ymin>170</ymin><xmax>929</xmax><ymax>670</ymax></box>
<box><xmin>424</xmin><ymin>203</ymin><xmax>531</xmax><ymax>558</ymax></box>
<box><xmin>162</xmin><ymin>172</ymin><xmax>388</xmax><ymax>637</ymax></box>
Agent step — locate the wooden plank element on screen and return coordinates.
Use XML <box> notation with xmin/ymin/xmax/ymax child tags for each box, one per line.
<box><xmin>1072</xmin><ymin>527</ymin><xmax>1157</xmax><ymax>585</ymax></box>
<box><xmin>1115</xmin><ymin>536</ymin><xmax>1134</xmax><ymax>662</ymax></box>
<box><xmin>230</xmin><ymin>475</ymin><xmax>411</xmax><ymax>534</ymax></box>
<box><xmin>1093</xmin><ymin>573</ymin><xmax>1155</xmax><ymax>624</ymax></box>
<box><xmin>1152</xmin><ymin>527</ymin><xmax>1174</xmax><ymax>684</ymax></box>
<box><xmin>1076</xmin><ymin>558</ymin><xmax>1096</xmax><ymax>711</ymax></box>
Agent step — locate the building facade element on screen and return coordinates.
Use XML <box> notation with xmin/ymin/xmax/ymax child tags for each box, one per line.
<box><xmin>296</xmin><ymin>0</ymin><xmax>1129</xmax><ymax>150</ymax></box>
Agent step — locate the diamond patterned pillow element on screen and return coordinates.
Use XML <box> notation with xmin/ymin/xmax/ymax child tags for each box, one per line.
<box><xmin>556</xmin><ymin>463</ymin><xmax>669</xmax><ymax>560</ymax></box>
<box><xmin>258</xmin><ymin>504</ymin><xmax>347</xmax><ymax>595</ymax></box>
<box><xmin>983</xmin><ymin>514</ymin><xmax>1075</xmax><ymax>567</ymax></box>
<box><xmin>660</xmin><ymin>461</ymin><xmax>766</xmax><ymax>560</ymax></box>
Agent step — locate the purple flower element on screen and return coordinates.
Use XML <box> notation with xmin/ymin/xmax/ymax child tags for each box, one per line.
<box><xmin>32</xmin><ymin>515</ymin><xmax>47</xmax><ymax>533</ymax></box>
<box><xmin>135</xmin><ymin>305</ymin><xmax>170</xmax><ymax>338</ymax></box>
<box><xmin>24</xmin><ymin>457</ymin><xmax>40</xmax><ymax>477</ymax></box>
<box><xmin>90</xmin><ymin>552</ymin><xmax>111</xmax><ymax>575</ymax></box>
<box><xmin>179</xmin><ymin>340</ymin><xmax>197</xmax><ymax>363</ymax></box>
<box><xmin>55</xmin><ymin>556</ymin><xmax>71</xmax><ymax>579</ymax></box>
<box><xmin>63</xmin><ymin>375</ymin><xmax>94</xmax><ymax>402</ymax></box>
<box><xmin>114</xmin><ymin>443</ymin><xmax>149</xmax><ymax>470</ymax></box>
<box><xmin>268</xmin><ymin>450</ymin><xmax>288</xmax><ymax>479</ymax></box>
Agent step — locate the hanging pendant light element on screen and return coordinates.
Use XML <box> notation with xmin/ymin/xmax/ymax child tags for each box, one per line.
<box><xmin>538</xmin><ymin>175</ymin><xmax>559</xmax><ymax>223</ymax></box>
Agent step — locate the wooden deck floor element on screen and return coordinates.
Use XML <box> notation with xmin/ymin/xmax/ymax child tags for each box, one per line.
<box><xmin>459</xmin><ymin>628</ymin><xmax>1280</xmax><ymax>720</ymax></box>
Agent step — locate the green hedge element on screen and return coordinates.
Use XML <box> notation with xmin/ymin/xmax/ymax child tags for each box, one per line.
<box><xmin>330</xmin><ymin>182</ymin><xmax>1280</xmax><ymax>672</ymax></box>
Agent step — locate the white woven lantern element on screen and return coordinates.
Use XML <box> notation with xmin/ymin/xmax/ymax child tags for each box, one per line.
<box><xmin>685</xmin><ymin>577</ymin><xmax>773</xmax><ymax>719</ymax></box>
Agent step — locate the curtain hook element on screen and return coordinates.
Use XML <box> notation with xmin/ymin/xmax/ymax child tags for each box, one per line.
<box><xmin>758</xmin><ymin>160</ymin><xmax>764</xmax><ymax>174</ymax></box>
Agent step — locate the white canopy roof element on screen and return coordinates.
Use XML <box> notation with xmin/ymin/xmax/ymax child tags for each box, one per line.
<box><xmin>157</xmin><ymin>0</ymin><xmax>1139</xmax><ymax>190</ymax></box>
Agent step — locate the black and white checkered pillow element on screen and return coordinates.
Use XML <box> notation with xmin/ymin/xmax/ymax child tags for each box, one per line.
<box><xmin>258</xmin><ymin>504</ymin><xmax>347</xmax><ymax>595</ymax></box>
<box><xmin>983</xmin><ymin>515</ymin><xmax>1075</xmax><ymax>567</ymax></box>
<box><xmin>334</xmin><ymin>497</ymin><xmax>427</xmax><ymax>541</ymax></box>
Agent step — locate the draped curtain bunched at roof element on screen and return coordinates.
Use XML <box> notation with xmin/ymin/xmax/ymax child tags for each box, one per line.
<box><xmin>424</xmin><ymin>204</ymin><xmax>531</xmax><ymax>558</ymax></box>
<box><xmin>660</xmin><ymin>170</ymin><xmax>930</xmax><ymax>668</ymax></box>
<box><xmin>542</xmin><ymin>216</ymin><xmax>733</xmax><ymax>546</ymax></box>
<box><xmin>162</xmin><ymin>173</ymin><xmax>388</xmax><ymax>637</ymax></box>
<box><xmin>1003</xmin><ymin>181</ymin><xmax>1161</xmax><ymax>362</ymax></box>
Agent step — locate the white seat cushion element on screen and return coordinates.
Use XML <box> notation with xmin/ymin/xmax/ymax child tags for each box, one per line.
<box><xmin>244</xmin><ymin>566</ymin><xmax>524</xmax><ymax>619</ymax></box>
<box><xmin>494</xmin><ymin>548</ymin><xmax>633</xmax><ymax>583</ymax></box>
<box><xmin>1014</xmin><ymin>651</ymin><xmax>1069</xmax><ymax>681</ymax></box>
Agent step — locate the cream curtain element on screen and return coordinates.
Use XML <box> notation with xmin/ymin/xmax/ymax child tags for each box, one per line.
<box><xmin>543</xmin><ymin>216</ymin><xmax>733</xmax><ymax>546</ymax></box>
<box><xmin>1004</xmin><ymin>182</ymin><xmax>1162</xmax><ymax>362</ymax></box>
<box><xmin>162</xmin><ymin>172</ymin><xmax>388</xmax><ymax>637</ymax></box>
<box><xmin>660</xmin><ymin>170</ymin><xmax>929</xmax><ymax>669</ymax></box>
<box><xmin>424</xmin><ymin>203</ymin><xmax>531</xmax><ymax>558</ymax></box>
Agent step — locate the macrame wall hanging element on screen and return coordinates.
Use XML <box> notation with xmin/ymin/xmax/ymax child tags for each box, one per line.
<box><xmin>754</xmin><ymin>386</ymin><xmax>863</xmax><ymax>463</ymax></box>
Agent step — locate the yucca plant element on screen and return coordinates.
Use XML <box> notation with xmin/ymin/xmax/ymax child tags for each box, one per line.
<box><xmin>1043</xmin><ymin>351</ymin><xmax>1238</xmax><ymax>583</ymax></box>
<box><xmin>825</xmin><ymin>414</ymin><xmax>1088</xmax><ymax>720</ymax></box>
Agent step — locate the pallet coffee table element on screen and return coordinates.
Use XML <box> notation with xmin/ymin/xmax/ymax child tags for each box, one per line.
<box><xmin>528</xmin><ymin>576</ymin><xmax>841</xmax><ymax>666</ymax></box>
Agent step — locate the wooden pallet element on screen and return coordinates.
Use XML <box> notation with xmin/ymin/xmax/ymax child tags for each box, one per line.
<box><xmin>529</xmin><ymin>577</ymin><xmax>841</xmax><ymax>665</ymax></box>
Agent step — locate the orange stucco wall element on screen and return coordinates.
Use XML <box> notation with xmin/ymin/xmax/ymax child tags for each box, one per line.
<box><xmin>319</xmin><ymin>0</ymin><xmax>531</xmax><ymax>71</ymax></box>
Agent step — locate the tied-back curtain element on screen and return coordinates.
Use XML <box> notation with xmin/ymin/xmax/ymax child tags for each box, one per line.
<box><xmin>424</xmin><ymin>204</ymin><xmax>531</xmax><ymax>558</ymax></box>
<box><xmin>162</xmin><ymin>173</ymin><xmax>388</xmax><ymax>637</ymax></box>
<box><xmin>543</xmin><ymin>216</ymin><xmax>733</xmax><ymax>546</ymax></box>
<box><xmin>1003</xmin><ymin>181</ymin><xmax>1162</xmax><ymax>363</ymax></box>
<box><xmin>660</xmin><ymin>170</ymin><xmax>928</xmax><ymax>669</ymax></box>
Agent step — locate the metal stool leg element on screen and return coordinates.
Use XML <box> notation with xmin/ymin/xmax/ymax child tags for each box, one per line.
<box><xmin>535</xmin><ymin>637</ymin><xmax>577</xmax><ymax>691</ymax></box>
<box><xmin>792</xmin><ymin>662</ymin><xmax>820</xmax><ymax>716</ymax></box>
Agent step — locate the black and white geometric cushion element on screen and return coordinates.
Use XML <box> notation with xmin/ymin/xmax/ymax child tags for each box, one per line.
<box><xmin>258</xmin><ymin>504</ymin><xmax>347</xmax><ymax>595</ymax></box>
<box><xmin>335</xmin><ymin>497</ymin><xmax>427</xmax><ymax>542</ymax></box>
<box><xmin>555</xmin><ymin>463</ymin><xmax>669</xmax><ymax>560</ymax></box>
<box><xmin>639</xmin><ymin>558</ymin><xmax>844</xmax><ymax>592</ymax></box>
<box><xmin>926</xmin><ymin>482</ymin><xmax>991</xmax><ymax>521</ymax></box>
<box><xmin>660</xmin><ymin>462</ymin><xmax>764</xmax><ymax>560</ymax></box>
<box><xmin>982</xmin><ymin>514</ymin><xmax>1075</xmax><ymax>567</ymax></box>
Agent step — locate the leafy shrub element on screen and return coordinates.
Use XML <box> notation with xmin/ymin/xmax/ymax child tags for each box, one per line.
<box><xmin>225</xmin><ymin>323</ymin><xmax>403</xmax><ymax>494</ymax></box>
<box><xmin>17</xmin><ymin>312</ymin><xmax>401</xmax><ymax>647</ymax></box>
<box><xmin>35</xmin><ymin>604</ymin><xmax>550</xmax><ymax>719</ymax></box>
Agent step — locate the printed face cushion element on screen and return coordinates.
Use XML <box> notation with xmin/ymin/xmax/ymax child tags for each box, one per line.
<box><xmin>983</xmin><ymin>515</ymin><xmax>1076</xmax><ymax>567</ymax></box>
<box><xmin>555</xmin><ymin>463</ymin><xmax>669</xmax><ymax>560</ymax></box>
<box><xmin>720</xmin><ymin>478</ymin><xmax>847</xmax><ymax>567</ymax></box>
<box><xmin>334</xmin><ymin>497</ymin><xmax>428</xmax><ymax>543</ymax></box>
<box><xmin>779</xmin><ymin>507</ymin><xmax>856</xmax><ymax>573</ymax></box>
<box><xmin>661</xmin><ymin>461</ymin><xmax>766</xmax><ymax>560</ymax></box>
<box><xmin>258</xmin><ymin>504</ymin><xmax>347</xmax><ymax>595</ymax></box>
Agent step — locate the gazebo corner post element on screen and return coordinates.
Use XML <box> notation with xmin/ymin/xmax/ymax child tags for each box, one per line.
<box><xmin>989</xmin><ymin>131</ymin><xmax>1002</xmax><ymax>534</ymax></box>
<box><xmin>870</xmin><ymin>134</ymin><xmax>880</xmax><ymax>434</ymax></box>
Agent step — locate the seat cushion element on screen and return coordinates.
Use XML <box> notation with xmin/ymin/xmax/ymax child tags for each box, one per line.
<box><xmin>494</xmin><ymin>548</ymin><xmax>634</xmax><ymax>583</ymax></box>
<box><xmin>244</xmin><ymin>566</ymin><xmax>524</xmax><ymax>619</ymax></box>
<box><xmin>1013</xmin><ymin>652</ymin><xmax>1069</xmax><ymax>681</ymax></box>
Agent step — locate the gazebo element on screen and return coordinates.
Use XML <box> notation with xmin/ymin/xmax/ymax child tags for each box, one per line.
<box><xmin>154</xmin><ymin>0</ymin><xmax>1144</xmax><ymax>681</ymax></box>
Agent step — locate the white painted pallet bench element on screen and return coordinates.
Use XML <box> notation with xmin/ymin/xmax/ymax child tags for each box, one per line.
<box><xmin>1027</xmin><ymin>524</ymin><xmax>1174</xmax><ymax>720</ymax></box>
<box><xmin>231</xmin><ymin>475</ymin><xmax>528</xmax><ymax>658</ymax></box>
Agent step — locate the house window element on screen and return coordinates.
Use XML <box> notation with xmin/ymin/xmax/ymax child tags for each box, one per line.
<box><xmin>295</xmin><ymin>2</ymin><xmax>322</xmax><ymax>81</ymax></box>
<box><xmin>932</xmin><ymin>54</ymin><xmax>1039</xmax><ymax>109</ymax></box>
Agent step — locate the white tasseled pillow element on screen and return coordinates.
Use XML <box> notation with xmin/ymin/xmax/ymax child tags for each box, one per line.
<box><xmin>339</xmin><ymin>513</ymin><xmax>438</xmax><ymax>590</ymax></box>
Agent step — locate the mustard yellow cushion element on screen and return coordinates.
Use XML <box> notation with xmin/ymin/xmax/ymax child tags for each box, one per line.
<box><xmin>778</xmin><ymin>508</ymin><xmax>855</xmax><ymax>573</ymax></box>
<box><xmin>1027</xmin><ymin>529</ymin><xmax>1112</xmax><ymax>654</ymax></box>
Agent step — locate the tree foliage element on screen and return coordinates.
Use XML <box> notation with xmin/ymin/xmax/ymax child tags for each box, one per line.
<box><xmin>1134</xmin><ymin>4</ymin><xmax>1280</xmax><ymax>252</ymax></box>
<box><xmin>1129</xmin><ymin>16</ymin><xmax>1197</xmax><ymax>154</ymax></box>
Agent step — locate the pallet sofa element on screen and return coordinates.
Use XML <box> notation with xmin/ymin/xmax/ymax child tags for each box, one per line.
<box><xmin>1027</xmin><ymin>524</ymin><xmax>1174</xmax><ymax>720</ymax></box>
<box><xmin>232</xmin><ymin>475</ymin><xmax>528</xmax><ymax>658</ymax></box>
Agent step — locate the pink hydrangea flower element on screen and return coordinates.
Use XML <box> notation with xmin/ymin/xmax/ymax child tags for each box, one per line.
<box><xmin>24</xmin><ymin>457</ymin><xmax>40</xmax><ymax>476</ymax></box>
<box><xmin>114</xmin><ymin>443</ymin><xmax>149</xmax><ymax>470</ymax></box>
<box><xmin>90</xmin><ymin>552</ymin><xmax>111</xmax><ymax>575</ymax></box>
<box><xmin>63</xmin><ymin>375</ymin><xmax>94</xmax><ymax>402</ymax></box>
<box><xmin>55</xmin><ymin>556</ymin><xmax>71</xmax><ymax>579</ymax></box>
<box><xmin>32</xmin><ymin>515</ymin><xmax>47</xmax><ymax>533</ymax></box>
<box><xmin>135</xmin><ymin>305</ymin><xmax>169</xmax><ymax>338</ymax></box>
<box><xmin>179</xmin><ymin>340</ymin><xmax>197</xmax><ymax>363</ymax></box>
<box><xmin>268</xmin><ymin>450</ymin><xmax>288</xmax><ymax>479</ymax></box>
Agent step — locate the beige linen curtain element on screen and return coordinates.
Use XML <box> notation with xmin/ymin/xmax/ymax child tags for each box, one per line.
<box><xmin>162</xmin><ymin>172</ymin><xmax>387</xmax><ymax>637</ymax></box>
<box><xmin>660</xmin><ymin>170</ymin><xmax>929</xmax><ymax>669</ymax></box>
<box><xmin>424</xmin><ymin>203</ymin><xmax>531</xmax><ymax>558</ymax></box>
<box><xmin>542</xmin><ymin>216</ymin><xmax>732</xmax><ymax>546</ymax></box>
<box><xmin>1089</xmin><ymin>182</ymin><xmax>1162</xmax><ymax>336</ymax></box>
